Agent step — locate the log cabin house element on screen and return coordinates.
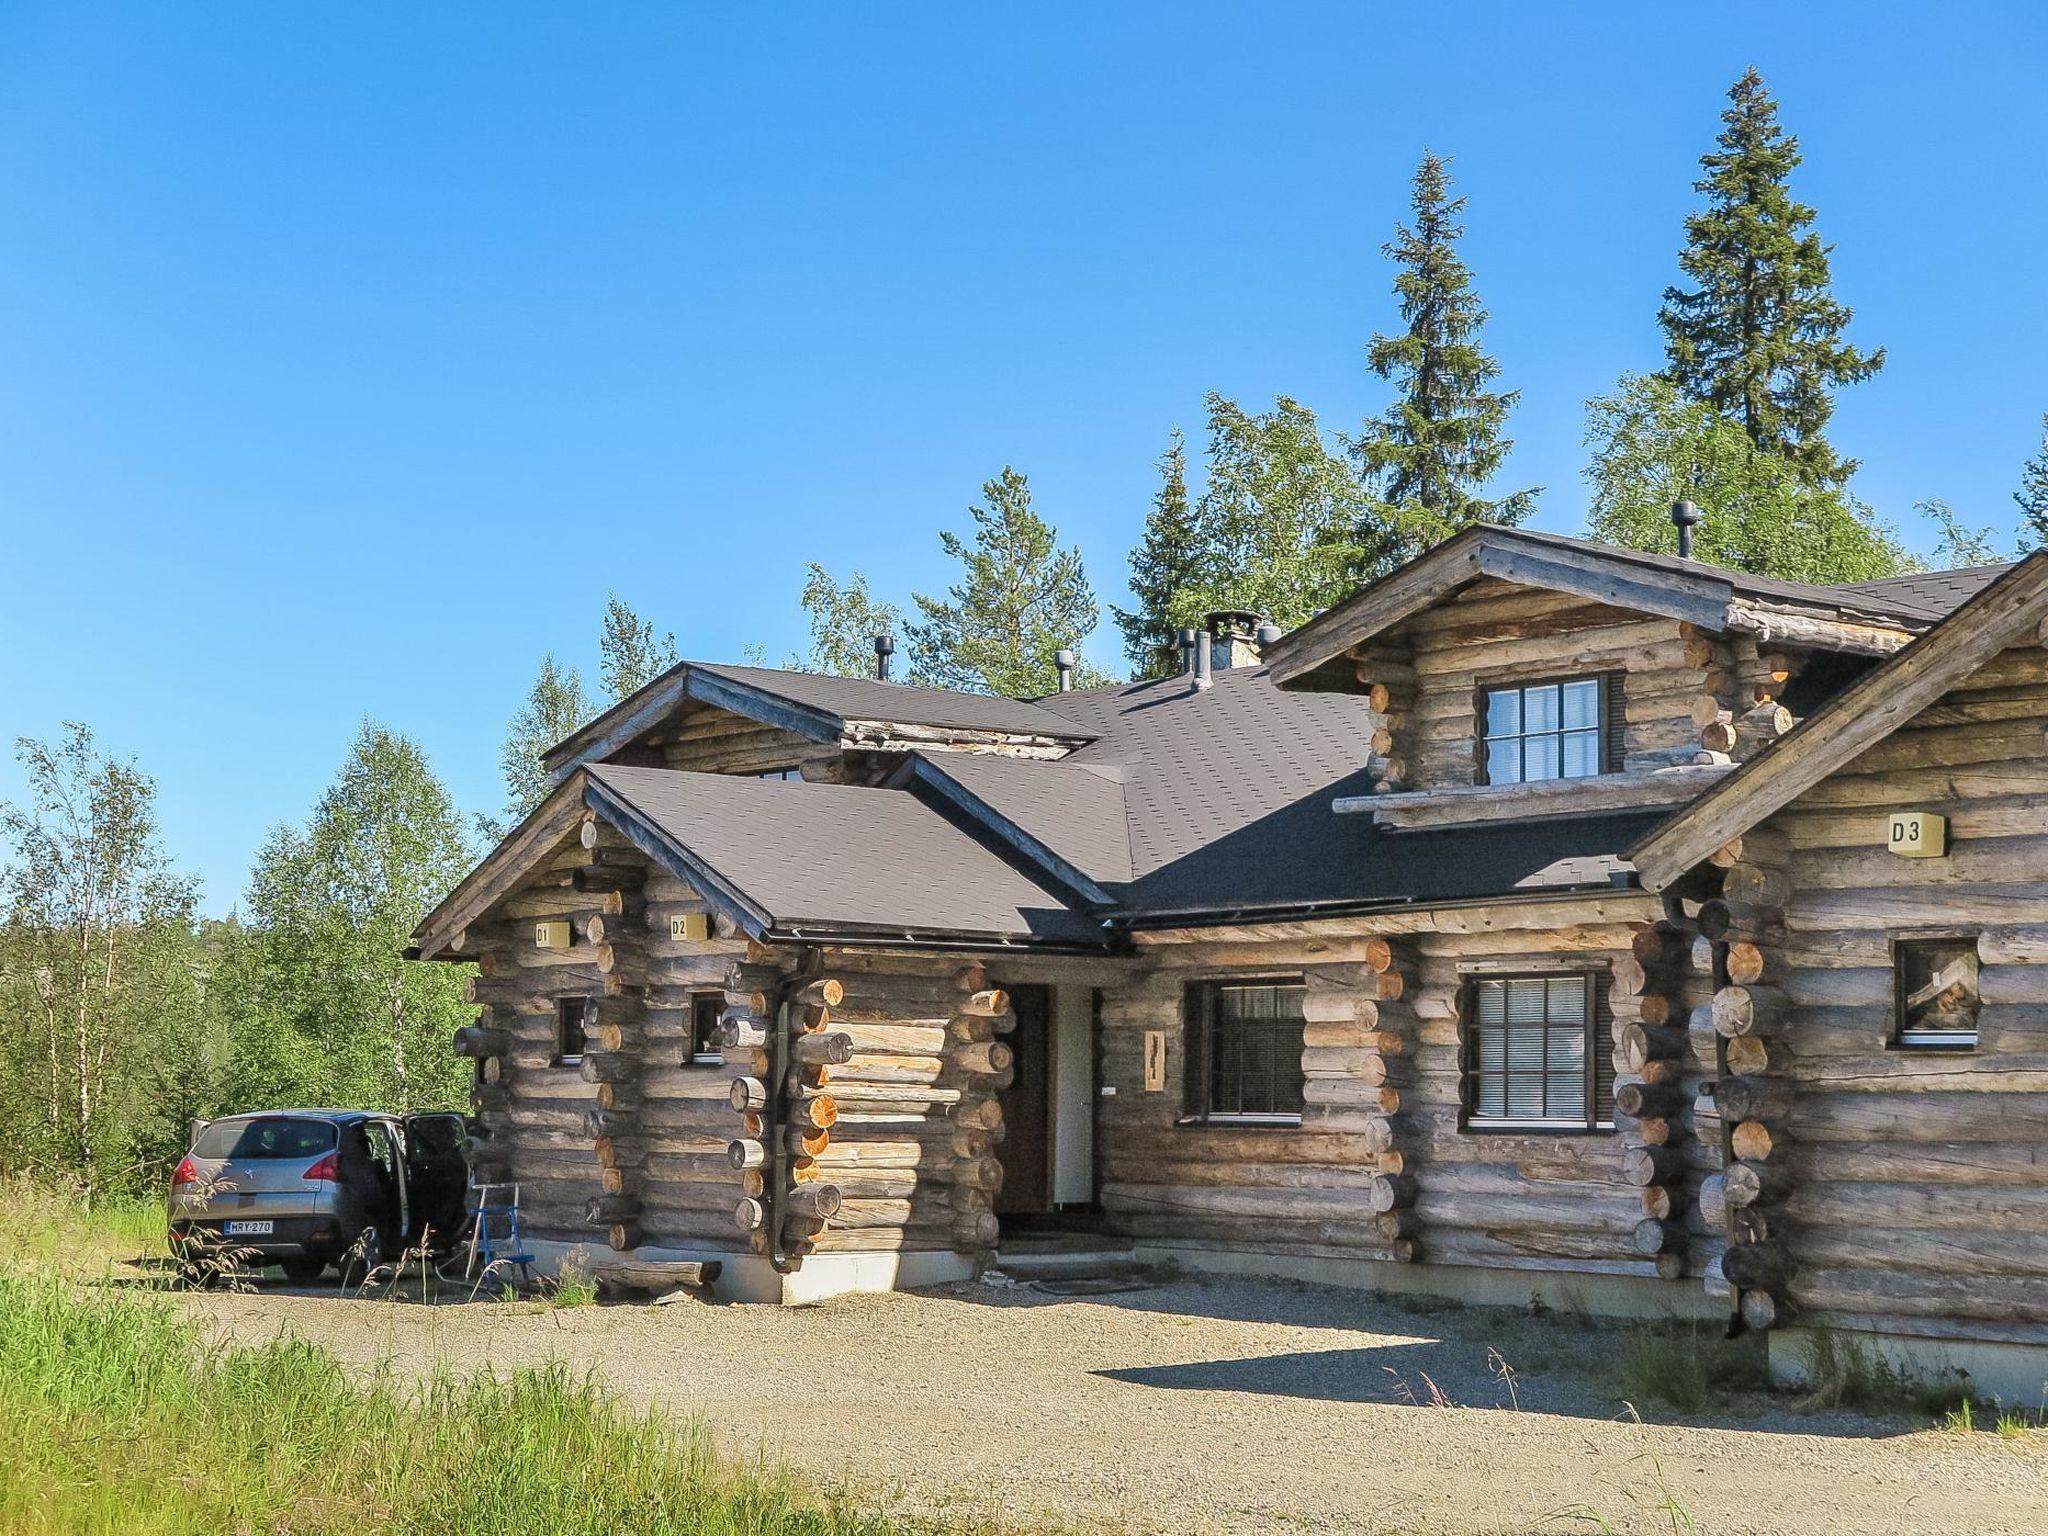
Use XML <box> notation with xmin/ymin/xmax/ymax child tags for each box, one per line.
<box><xmin>413</xmin><ymin>524</ymin><xmax>2048</xmax><ymax>1397</ymax></box>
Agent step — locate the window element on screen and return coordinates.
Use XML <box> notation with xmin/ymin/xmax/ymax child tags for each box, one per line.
<box><xmin>554</xmin><ymin>996</ymin><xmax>589</xmax><ymax>1066</ymax></box>
<box><xmin>1462</xmin><ymin>974</ymin><xmax>1614</xmax><ymax>1131</ymax></box>
<box><xmin>688</xmin><ymin>992</ymin><xmax>725</xmax><ymax>1066</ymax></box>
<box><xmin>1480</xmin><ymin>676</ymin><xmax>1614</xmax><ymax>785</ymax></box>
<box><xmin>192</xmin><ymin>1117</ymin><xmax>336</xmax><ymax>1160</ymax></box>
<box><xmin>1894</xmin><ymin>937</ymin><xmax>1980</xmax><ymax>1049</ymax></box>
<box><xmin>754</xmin><ymin>766</ymin><xmax>803</xmax><ymax>781</ymax></box>
<box><xmin>1183</xmin><ymin>979</ymin><xmax>1305</xmax><ymax>1123</ymax></box>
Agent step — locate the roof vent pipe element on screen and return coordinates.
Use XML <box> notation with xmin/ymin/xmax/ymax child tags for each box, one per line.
<box><xmin>1671</xmin><ymin>500</ymin><xmax>1703</xmax><ymax>560</ymax></box>
<box><xmin>1177</xmin><ymin>628</ymin><xmax>1199</xmax><ymax>679</ymax></box>
<box><xmin>1255</xmin><ymin>622</ymin><xmax>1283</xmax><ymax>651</ymax></box>
<box><xmin>873</xmin><ymin>634</ymin><xmax>896</xmax><ymax>681</ymax></box>
<box><xmin>1054</xmin><ymin>649</ymin><xmax>1076</xmax><ymax>692</ymax></box>
<box><xmin>1193</xmin><ymin>633</ymin><xmax>1214</xmax><ymax>691</ymax></box>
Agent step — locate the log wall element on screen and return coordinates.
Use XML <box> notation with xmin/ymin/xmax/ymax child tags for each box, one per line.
<box><xmin>1109</xmin><ymin>898</ymin><xmax>1711</xmax><ymax>1281</ymax></box>
<box><xmin>458</xmin><ymin>830</ymin><xmax>1018</xmax><ymax>1265</ymax></box>
<box><xmin>1349</xmin><ymin>580</ymin><xmax>1805</xmax><ymax>792</ymax></box>
<box><xmin>1723</xmin><ymin>641</ymin><xmax>2048</xmax><ymax>1345</ymax></box>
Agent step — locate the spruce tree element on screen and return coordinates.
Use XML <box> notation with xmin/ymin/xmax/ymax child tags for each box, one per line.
<box><xmin>1660</xmin><ymin>69</ymin><xmax>1883</xmax><ymax>488</ymax></box>
<box><xmin>1112</xmin><ymin>430</ymin><xmax>1206</xmax><ymax>678</ymax></box>
<box><xmin>2016</xmin><ymin>413</ymin><xmax>2048</xmax><ymax>550</ymax></box>
<box><xmin>908</xmin><ymin>467</ymin><xmax>1106</xmax><ymax>696</ymax></box>
<box><xmin>1353</xmin><ymin>152</ymin><xmax>1535</xmax><ymax>553</ymax></box>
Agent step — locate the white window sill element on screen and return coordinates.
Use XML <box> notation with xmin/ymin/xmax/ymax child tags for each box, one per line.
<box><xmin>1466</xmin><ymin>1118</ymin><xmax>1614</xmax><ymax>1134</ymax></box>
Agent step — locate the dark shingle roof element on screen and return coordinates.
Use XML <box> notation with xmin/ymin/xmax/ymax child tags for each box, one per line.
<box><xmin>586</xmin><ymin>764</ymin><xmax>1100</xmax><ymax>945</ymax></box>
<box><xmin>692</xmin><ymin>664</ymin><xmax>1094</xmax><ymax>741</ymax></box>
<box><xmin>1834</xmin><ymin>564</ymin><xmax>2013</xmax><ymax>616</ymax></box>
<box><xmin>910</xmin><ymin>751</ymin><xmax>1135</xmax><ymax>886</ymax></box>
<box><xmin>1010</xmin><ymin>666</ymin><xmax>1647</xmax><ymax>917</ymax></box>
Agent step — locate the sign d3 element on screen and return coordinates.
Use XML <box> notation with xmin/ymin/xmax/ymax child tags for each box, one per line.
<box><xmin>1888</xmin><ymin>812</ymin><xmax>1947</xmax><ymax>859</ymax></box>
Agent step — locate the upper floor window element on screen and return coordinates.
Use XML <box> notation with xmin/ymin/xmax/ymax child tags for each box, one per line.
<box><xmin>754</xmin><ymin>766</ymin><xmax>804</xmax><ymax>781</ymax></box>
<box><xmin>1183</xmin><ymin>979</ymin><xmax>1305</xmax><ymax>1125</ymax></box>
<box><xmin>1480</xmin><ymin>676</ymin><xmax>1615</xmax><ymax>785</ymax></box>
<box><xmin>1462</xmin><ymin>973</ymin><xmax>1614</xmax><ymax>1132</ymax></box>
<box><xmin>1894</xmin><ymin>937</ymin><xmax>1980</xmax><ymax>1049</ymax></box>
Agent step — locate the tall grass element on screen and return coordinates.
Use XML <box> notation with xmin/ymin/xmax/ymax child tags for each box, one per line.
<box><xmin>0</xmin><ymin>1176</ymin><xmax>164</xmax><ymax>1277</ymax></box>
<box><xmin>0</xmin><ymin>1271</ymin><xmax>958</xmax><ymax>1536</ymax></box>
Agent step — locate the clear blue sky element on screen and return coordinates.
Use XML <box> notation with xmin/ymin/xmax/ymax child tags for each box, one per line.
<box><xmin>3</xmin><ymin>3</ymin><xmax>2045</xmax><ymax>914</ymax></box>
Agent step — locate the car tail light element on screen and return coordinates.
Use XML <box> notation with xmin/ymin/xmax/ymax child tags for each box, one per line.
<box><xmin>303</xmin><ymin>1151</ymin><xmax>341</xmax><ymax>1182</ymax></box>
<box><xmin>171</xmin><ymin>1156</ymin><xmax>198</xmax><ymax>1188</ymax></box>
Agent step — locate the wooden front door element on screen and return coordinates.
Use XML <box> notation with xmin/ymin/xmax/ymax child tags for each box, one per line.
<box><xmin>995</xmin><ymin>984</ymin><xmax>1053</xmax><ymax>1215</ymax></box>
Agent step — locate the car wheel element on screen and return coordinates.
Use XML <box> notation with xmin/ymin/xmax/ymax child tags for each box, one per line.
<box><xmin>280</xmin><ymin>1257</ymin><xmax>327</xmax><ymax>1284</ymax></box>
<box><xmin>340</xmin><ymin>1225</ymin><xmax>383</xmax><ymax>1288</ymax></box>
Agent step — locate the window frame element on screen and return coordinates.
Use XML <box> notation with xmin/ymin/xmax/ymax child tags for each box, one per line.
<box><xmin>686</xmin><ymin>991</ymin><xmax>726</xmax><ymax>1067</ymax></box>
<box><xmin>1475</xmin><ymin>672</ymin><xmax>1621</xmax><ymax>787</ymax></box>
<box><xmin>553</xmin><ymin>996</ymin><xmax>589</xmax><ymax>1068</ymax></box>
<box><xmin>1180</xmin><ymin>976</ymin><xmax>1307</xmax><ymax>1128</ymax></box>
<box><xmin>753</xmin><ymin>766</ymin><xmax>804</xmax><ymax>781</ymax></box>
<box><xmin>1890</xmin><ymin>933</ymin><xmax>1981</xmax><ymax>1051</ymax></box>
<box><xmin>1458</xmin><ymin>970</ymin><xmax>1615</xmax><ymax>1135</ymax></box>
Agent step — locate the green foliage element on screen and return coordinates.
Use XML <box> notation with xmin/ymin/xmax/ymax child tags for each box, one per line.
<box><xmin>0</xmin><ymin>1269</ymin><xmax>925</xmax><ymax>1536</ymax></box>
<box><xmin>2016</xmin><ymin>412</ymin><xmax>2048</xmax><ymax>551</ymax></box>
<box><xmin>226</xmin><ymin>722</ymin><xmax>474</xmax><ymax>1114</ymax></box>
<box><xmin>1615</xmin><ymin>1323</ymin><xmax>1769</xmax><ymax>1413</ymax></box>
<box><xmin>599</xmin><ymin>595</ymin><xmax>679</xmax><ymax>704</ymax></box>
<box><xmin>1190</xmin><ymin>394</ymin><xmax>1373</xmax><ymax>629</ymax></box>
<box><xmin>1112</xmin><ymin>430</ymin><xmax>1205</xmax><ymax>678</ymax></box>
<box><xmin>0</xmin><ymin>725</ymin><xmax>205</xmax><ymax>1196</ymax></box>
<box><xmin>1660</xmin><ymin>69</ymin><xmax>1883</xmax><ymax>489</ymax></box>
<box><xmin>795</xmin><ymin>565</ymin><xmax>903</xmax><ymax>678</ymax></box>
<box><xmin>1583</xmin><ymin>374</ymin><xmax>1910</xmax><ymax>581</ymax></box>
<box><xmin>908</xmin><ymin>466</ymin><xmax>1107</xmax><ymax>696</ymax></box>
<box><xmin>1353</xmin><ymin>152</ymin><xmax>1536</xmax><ymax>549</ymax></box>
<box><xmin>1920</xmin><ymin>499</ymin><xmax>2003</xmax><ymax>569</ymax></box>
<box><xmin>495</xmin><ymin>654</ymin><xmax>593</xmax><ymax>832</ymax></box>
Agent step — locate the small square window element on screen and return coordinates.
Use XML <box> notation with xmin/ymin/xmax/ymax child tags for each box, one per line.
<box><xmin>688</xmin><ymin>993</ymin><xmax>725</xmax><ymax>1066</ymax></box>
<box><xmin>554</xmin><ymin>996</ymin><xmax>589</xmax><ymax>1066</ymax></box>
<box><xmin>1895</xmin><ymin>938</ymin><xmax>1980</xmax><ymax>1049</ymax></box>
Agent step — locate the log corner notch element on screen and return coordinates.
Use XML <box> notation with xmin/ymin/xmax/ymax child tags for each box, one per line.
<box><xmin>1693</xmin><ymin>826</ymin><xmax>1796</xmax><ymax>1332</ymax></box>
<box><xmin>722</xmin><ymin>960</ymin><xmax>848</xmax><ymax>1271</ymax></box>
<box><xmin>1346</xmin><ymin>643</ymin><xmax>1416</xmax><ymax>793</ymax></box>
<box><xmin>1613</xmin><ymin>922</ymin><xmax>1695</xmax><ymax>1282</ymax></box>
<box><xmin>1301</xmin><ymin>937</ymin><xmax>1419</xmax><ymax>1261</ymax></box>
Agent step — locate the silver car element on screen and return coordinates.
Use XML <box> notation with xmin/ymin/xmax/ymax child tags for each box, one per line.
<box><xmin>168</xmin><ymin>1109</ymin><xmax>468</xmax><ymax>1283</ymax></box>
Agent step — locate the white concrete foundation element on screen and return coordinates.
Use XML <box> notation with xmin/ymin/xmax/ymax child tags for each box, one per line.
<box><xmin>1132</xmin><ymin>1244</ymin><xmax>1725</xmax><ymax>1322</ymax></box>
<box><xmin>1770</xmin><ymin>1324</ymin><xmax>2048</xmax><ymax>1409</ymax></box>
<box><xmin>523</xmin><ymin>1238</ymin><xmax>976</xmax><ymax>1305</ymax></box>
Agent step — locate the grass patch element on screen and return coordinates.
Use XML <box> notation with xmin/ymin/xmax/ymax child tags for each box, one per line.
<box><xmin>0</xmin><ymin>1269</ymin><xmax>990</xmax><ymax>1536</ymax></box>
<box><xmin>1793</xmin><ymin>1326</ymin><xmax>1975</xmax><ymax>1420</ymax></box>
<box><xmin>0</xmin><ymin>1176</ymin><xmax>163</xmax><ymax>1279</ymax></box>
<box><xmin>1616</xmin><ymin>1322</ymin><xmax>1769</xmax><ymax>1414</ymax></box>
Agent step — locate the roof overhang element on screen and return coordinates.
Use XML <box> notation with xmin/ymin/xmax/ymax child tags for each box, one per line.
<box><xmin>540</xmin><ymin>662</ymin><xmax>1093</xmax><ymax>786</ymax></box>
<box><xmin>1628</xmin><ymin>553</ymin><xmax>2048</xmax><ymax>889</ymax></box>
<box><xmin>412</xmin><ymin>768</ymin><xmax>1116</xmax><ymax>962</ymax></box>
<box><xmin>1263</xmin><ymin>526</ymin><xmax>1925</xmax><ymax>688</ymax></box>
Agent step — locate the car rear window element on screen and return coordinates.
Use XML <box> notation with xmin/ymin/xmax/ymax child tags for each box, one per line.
<box><xmin>193</xmin><ymin>1117</ymin><xmax>338</xmax><ymax>1160</ymax></box>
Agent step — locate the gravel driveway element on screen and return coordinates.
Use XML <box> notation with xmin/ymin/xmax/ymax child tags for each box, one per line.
<box><xmin>181</xmin><ymin>1273</ymin><xmax>2046</xmax><ymax>1535</ymax></box>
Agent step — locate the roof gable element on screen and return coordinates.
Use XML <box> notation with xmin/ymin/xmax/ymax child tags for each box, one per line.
<box><xmin>1264</xmin><ymin>526</ymin><xmax>1938</xmax><ymax>689</ymax></box>
<box><xmin>1628</xmin><ymin>552</ymin><xmax>2048</xmax><ymax>889</ymax></box>
<box><xmin>540</xmin><ymin>661</ymin><xmax>1097</xmax><ymax>786</ymax></box>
